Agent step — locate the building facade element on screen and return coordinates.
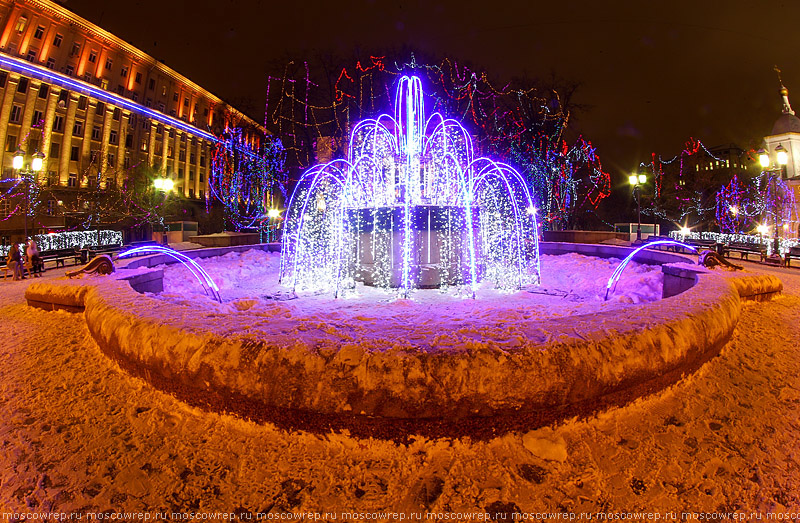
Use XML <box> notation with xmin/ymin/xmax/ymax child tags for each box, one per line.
<box><xmin>0</xmin><ymin>0</ymin><xmax>267</xmax><ymax>242</ymax></box>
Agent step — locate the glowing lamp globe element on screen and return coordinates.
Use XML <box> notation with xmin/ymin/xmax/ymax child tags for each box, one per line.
<box><xmin>12</xmin><ymin>151</ymin><xmax>24</xmax><ymax>170</ymax></box>
<box><xmin>638</xmin><ymin>174</ymin><xmax>647</xmax><ymax>184</ymax></box>
<box><xmin>153</xmin><ymin>178</ymin><xmax>164</xmax><ymax>190</ymax></box>
<box><xmin>757</xmin><ymin>224</ymin><xmax>769</xmax><ymax>235</ymax></box>
<box><xmin>758</xmin><ymin>149</ymin><xmax>770</xmax><ymax>168</ymax></box>
<box><xmin>162</xmin><ymin>178</ymin><xmax>174</xmax><ymax>191</ymax></box>
<box><xmin>267</xmin><ymin>209</ymin><xmax>280</xmax><ymax>219</ymax></box>
<box><xmin>31</xmin><ymin>153</ymin><xmax>44</xmax><ymax>172</ymax></box>
<box><xmin>680</xmin><ymin>227</ymin><xmax>690</xmax><ymax>236</ymax></box>
<box><xmin>776</xmin><ymin>144</ymin><xmax>788</xmax><ymax>166</ymax></box>
<box><xmin>628</xmin><ymin>175</ymin><xmax>638</xmax><ymax>185</ymax></box>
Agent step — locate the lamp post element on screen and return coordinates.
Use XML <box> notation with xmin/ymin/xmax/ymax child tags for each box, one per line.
<box><xmin>12</xmin><ymin>149</ymin><xmax>45</xmax><ymax>242</ymax></box>
<box><xmin>153</xmin><ymin>176</ymin><xmax>174</xmax><ymax>244</ymax></box>
<box><xmin>628</xmin><ymin>173</ymin><xmax>647</xmax><ymax>241</ymax></box>
<box><xmin>757</xmin><ymin>145</ymin><xmax>789</xmax><ymax>254</ymax></box>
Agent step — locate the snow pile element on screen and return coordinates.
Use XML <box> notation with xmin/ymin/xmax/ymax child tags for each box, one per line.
<box><xmin>156</xmin><ymin>249</ymin><xmax>665</xmax><ymax>322</ymax></box>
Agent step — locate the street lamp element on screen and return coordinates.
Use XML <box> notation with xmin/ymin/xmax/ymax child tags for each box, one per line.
<box><xmin>153</xmin><ymin>177</ymin><xmax>174</xmax><ymax>192</ymax></box>
<box><xmin>628</xmin><ymin>173</ymin><xmax>647</xmax><ymax>241</ymax></box>
<box><xmin>12</xmin><ymin>149</ymin><xmax>45</xmax><ymax>242</ymax></box>
<box><xmin>757</xmin><ymin>145</ymin><xmax>789</xmax><ymax>254</ymax></box>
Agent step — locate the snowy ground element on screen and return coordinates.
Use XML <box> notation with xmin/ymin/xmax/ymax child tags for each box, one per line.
<box><xmin>1</xmin><ymin>258</ymin><xmax>799</xmax><ymax>515</ymax></box>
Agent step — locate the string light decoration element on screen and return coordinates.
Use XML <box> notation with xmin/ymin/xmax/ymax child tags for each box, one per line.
<box><xmin>605</xmin><ymin>240</ymin><xmax>697</xmax><ymax>300</ymax></box>
<box><xmin>208</xmin><ymin>129</ymin><xmax>287</xmax><ymax>240</ymax></box>
<box><xmin>0</xmin><ymin>229</ymin><xmax>122</xmax><ymax>257</ymax></box>
<box><xmin>265</xmin><ymin>55</ymin><xmax>610</xmax><ymax>230</ymax></box>
<box><xmin>280</xmin><ymin>76</ymin><xmax>540</xmax><ymax>297</ymax></box>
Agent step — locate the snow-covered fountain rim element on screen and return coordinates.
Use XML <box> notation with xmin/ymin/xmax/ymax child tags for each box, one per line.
<box><xmin>23</xmin><ymin>242</ymin><xmax>785</xmax><ymax>433</ymax></box>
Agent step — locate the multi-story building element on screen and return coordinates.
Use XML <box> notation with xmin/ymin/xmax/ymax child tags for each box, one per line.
<box><xmin>0</xmin><ymin>0</ymin><xmax>267</xmax><ymax>242</ymax></box>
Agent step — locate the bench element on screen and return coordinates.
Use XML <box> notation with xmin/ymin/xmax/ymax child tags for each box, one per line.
<box><xmin>40</xmin><ymin>248</ymin><xmax>83</xmax><ymax>268</ymax></box>
<box><xmin>786</xmin><ymin>246</ymin><xmax>800</xmax><ymax>268</ymax></box>
<box><xmin>722</xmin><ymin>242</ymin><xmax>767</xmax><ymax>261</ymax></box>
<box><xmin>88</xmin><ymin>243</ymin><xmax>122</xmax><ymax>258</ymax></box>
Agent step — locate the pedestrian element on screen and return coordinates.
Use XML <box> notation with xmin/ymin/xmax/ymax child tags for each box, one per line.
<box><xmin>26</xmin><ymin>238</ymin><xmax>44</xmax><ymax>276</ymax></box>
<box><xmin>6</xmin><ymin>242</ymin><xmax>24</xmax><ymax>280</ymax></box>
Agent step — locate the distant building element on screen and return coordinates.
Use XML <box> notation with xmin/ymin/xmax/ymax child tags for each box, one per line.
<box><xmin>0</xmin><ymin>0</ymin><xmax>267</xmax><ymax>242</ymax></box>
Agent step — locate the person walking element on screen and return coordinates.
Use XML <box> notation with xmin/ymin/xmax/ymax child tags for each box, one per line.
<box><xmin>6</xmin><ymin>242</ymin><xmax>24</xmax><ymax>280</ymax></box>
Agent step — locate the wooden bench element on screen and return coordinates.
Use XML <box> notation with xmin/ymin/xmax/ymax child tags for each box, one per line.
<box><xmin>87</xmin><ymin>243</ymin><xmax>122</xmax><ymax>258</ymax></box>
<box><xmin>786</xmin><ymin>246</ymin><xmax>800</xmax><ymax>268</ymax></box>
<box><xmin>722</xmin><ymin>242</ymin><xmax>767</xmax><ymax>261</ymax></box>
<box><xmin>40</xmin><ymin>248</ymin><xmax>83</xmax><ymax>268</ymax></box>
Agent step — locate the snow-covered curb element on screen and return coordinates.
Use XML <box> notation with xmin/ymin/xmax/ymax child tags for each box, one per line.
<box><xmin>24</xmin><ymin>266</ymin><xmax>771</xmax><ymax>423</ymax></box>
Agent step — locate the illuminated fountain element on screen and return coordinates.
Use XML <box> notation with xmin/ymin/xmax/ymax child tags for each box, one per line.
<box><xmin>280</xmin><ymin>76</ymin><xmax>540</xmax><ymax>296</ymax></box>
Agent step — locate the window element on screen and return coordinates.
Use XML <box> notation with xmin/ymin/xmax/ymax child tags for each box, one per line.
<box><xmin>200</xmin><ymin>155</ymin><xmax>206</xmax><ymax>167</ymax></box>
<box><xmin>105</xmin><ymin>57</ymin><xmax>112</xmax><ymax>70</ymax></box>
<box><xmin>68</xmin><ymin>173</ymin><xmax>77</xmax><ymax>187</ymax></box>
<box><xmin>27</xmin><ymin>139</ymin><xmax>39</xmax><ymax>155</ymax></box>
<box><xmin>190</xmin><ymin>152</ymin><xmax>196</xmax><ymax>164</ymax></box>
<box><xmin>0</xmin><ymin>199</ymin><xmax>9</xmax><ymax>217</ymax></box>
<box><xmin>88</xmin><ymin>51</ymin><xmax>97</xmax><ymax>63</ymax></box>
<box><xmin>5</xmin><ymin>135</ymin><xmax>17</xmax><ymax>152</ymax></box>
<box><xmin>70</xmin><ymin>146</ymin><xmax>79</xmax><ymax>161</ymax></box>
<box><xmin>15</xmin><ymin>16</ymin><xmax>27</xmax><ymax>33</ymax></box>
<box><xmin>189</xmin><ymin>188</ymin><xmax>194</xmax><ymax>199</ymax></box>
<box><xmin>46</xmin><ymin>57</ymin><xmax>56</xmax><ymax>69</ymax></box>
<box><xmin>123</xmin><ymin>156</ymin><xmax>131</xmax><ymax>169</ymax></box>
<box><xmin>91</xmin><ymin>126</ymin><xmax>101</xmax><ymax>140</ymax></box>
<box><xmin>48</xmin><ymin>171</ymin><xmax>58</xmax><ymax>186</ymax></box>
<box><xmin>95</xmin><ymin>102</ymin><xmax>105</xmax><ymax>115</ymax></box>
<box><xmin>77</xmin><ymin>96</ymin><xmax>87</xmax><ymax>110</ymax></box>
<box><xmin>49</xmin><ymin>142</ymin><xmax>60</xmax><ymax>158</ymax></box>
<box><xmin>120</xmin><ymin>65</ymin><xmax>128</xmax><ymax>78</ymax></box>
<box><xmin>145</xmin><ymin>98</ymin><xmax>152</xmax><ymax>108</ymax></box>
<box><xmin>113</xmin><ymin>108</ymin><xmax>120</xmax><ymax>121</ymax></box>
<box><xmin>70</xmin><ymin>42</ymin><xmax>80</xmax><ymax>56</ymax></box>
<box><xmin>199</xmin><ymin>190</ymin><xmax>204</xmax><ymax>199</ymax></box>
<box><xmin>132</xmin><ymin>92</ymin><xmax>138</xmax><ymax>102</ymax></box>
<box><xmin>179</xmin><ymin>149</ymin><xmax>186</xmax><ymax>161</ymax></box>
<box><xmin>187</xmin><ymin>170</ymin><xmax>193</xmax><ymax>180</ymax></box>
<box><xmin>46</xmin><ymin>200</ymin><xmax>56</xmax><ymax>216</ymax></box>
<box><xmin>116</xmin><ymin>85</ymin><xmax>124</xmax><ymax>95</ymax></box>
<box><xmin>167</xmin><ymin>145</ymin><xmax>173</xmax><ymax>158</ymax></box>
<box><xmin>38</xmin><ymin>84</ymin><xmax>49</xmax><ymax>99</ymax></box>
<box><xmin>140</xmin><ymin>139</ymin><xmax>147</xmax><ymax>152</ymax></box>
<box><xmin>65</xmin><ymin>64</ymin><xmax>74</xmax><ymax>77</ymax></box>
<box><xmin>73</xmin><ymin>120</ymin><xmax>83</xmax><ymax>136</ymax></box>
<box><xmin>109</xmin><ymin>130</ymin><xmax>118</xmax><ymax>145</ymax></box>
<box><xmin>134</xmin><ymin>71</ymin><xmax>142</xmax><ymax>84</ymax></box>
<box><xmin>183</xmin><ymin>97</ymin><xmax>189</xmax><ymax>107</ymax></box>
<box><xmin>125</xmin><ymin>135</ymin><xmax>133</xmax><ymax>148</ymax></box>
<box><xmin>53</xmin><ymin>115</ymin><xmax>65</xmax><ymax>133</ymax></box>
<box><xmin>53</xmin><ymin>115</ymin><xmax>64</xmax><ymax>132</ymax></box>
<box><xmin>148</xmin><ymin>78</ymin><xmax>155</xmax><ymax>90</ymax></box>
<box><xmin>199</xmin><ymin>172</ymin><xmax>204</xmax><ymax>183</ymax></box>
<box><xmin>173</xmin><ymin>92</ymin><xmax>179</xmax><ymax>102</ymax></box>
<box><xmin>34</xmin><ymin>26</ymin><xmax>44</xmax><ymax>39</ymax></box>
<box><xmin>0</xmin><ymin>72</ymin><xmax>6</xmax><ymax>88</ymax></box>
<box><xmin>100</xmin><ymin>79</ymin><xmax>109</xmax><ymax>90</ymax></box>
<box><xmin>31</xmin><ymin>110</ymin><xmax>43</xmax><ymax>127</ymax></box>
<box><xmin>9</xmin><ymin>105</ymin><xmax>22</xmax><ymax>123</ymax></box>
<box><xmin>107</xmin><ymin>152</ymin><xmax>115</xmax><ymax>166</ymax></box>
<box><xmin>25</xmin><ymin>49</ymin><xmax>36</xmax><ymax>62</ymax></box>
<box><xmin>157</xmin><ymin>102</ymin><xmax>165</xmax><ymax>112</ymax></box>
<box><xmin>53</xmin><ymin>34</ymin><xmax>62</xmax><ymax>47</ymax></box>
<box><xmin>17</xmin><ymin>78</ymin><xmax>28</xmax><ymax>94</ymax></box>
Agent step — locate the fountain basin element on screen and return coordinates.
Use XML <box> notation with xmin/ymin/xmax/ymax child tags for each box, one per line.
<box><xmin>24</xmin><ymin>244</ymin><xmax>782</xmax><ymax>438</ymax></box>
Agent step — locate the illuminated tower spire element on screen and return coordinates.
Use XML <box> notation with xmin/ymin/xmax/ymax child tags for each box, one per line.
<box><xmin>776</xmin><ymin>65</ymin><xmax>795</xmax><ymax>115</ymax></box>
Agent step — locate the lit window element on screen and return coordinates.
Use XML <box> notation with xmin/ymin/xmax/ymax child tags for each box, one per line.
<box><xmin>100</xmin><ymin>79</ymin><xmax>109</xmax><ymax>89</ymax></box>
<box><xmin>15</xmin><ymin>16</ymin><xmax>28</xmax><ymax>33</ymax></box>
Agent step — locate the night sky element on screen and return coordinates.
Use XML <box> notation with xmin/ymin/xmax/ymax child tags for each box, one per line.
<box><xmin>63</xmin><ymin>0</ymin><xmax>800</xmax><ymax>184</ymax></box>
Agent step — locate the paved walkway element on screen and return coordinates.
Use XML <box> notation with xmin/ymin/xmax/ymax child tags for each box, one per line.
<box><xmin>0</xmin><ymin>261</ymin><xmax>799</xmax><ymax>514</ymax></box>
